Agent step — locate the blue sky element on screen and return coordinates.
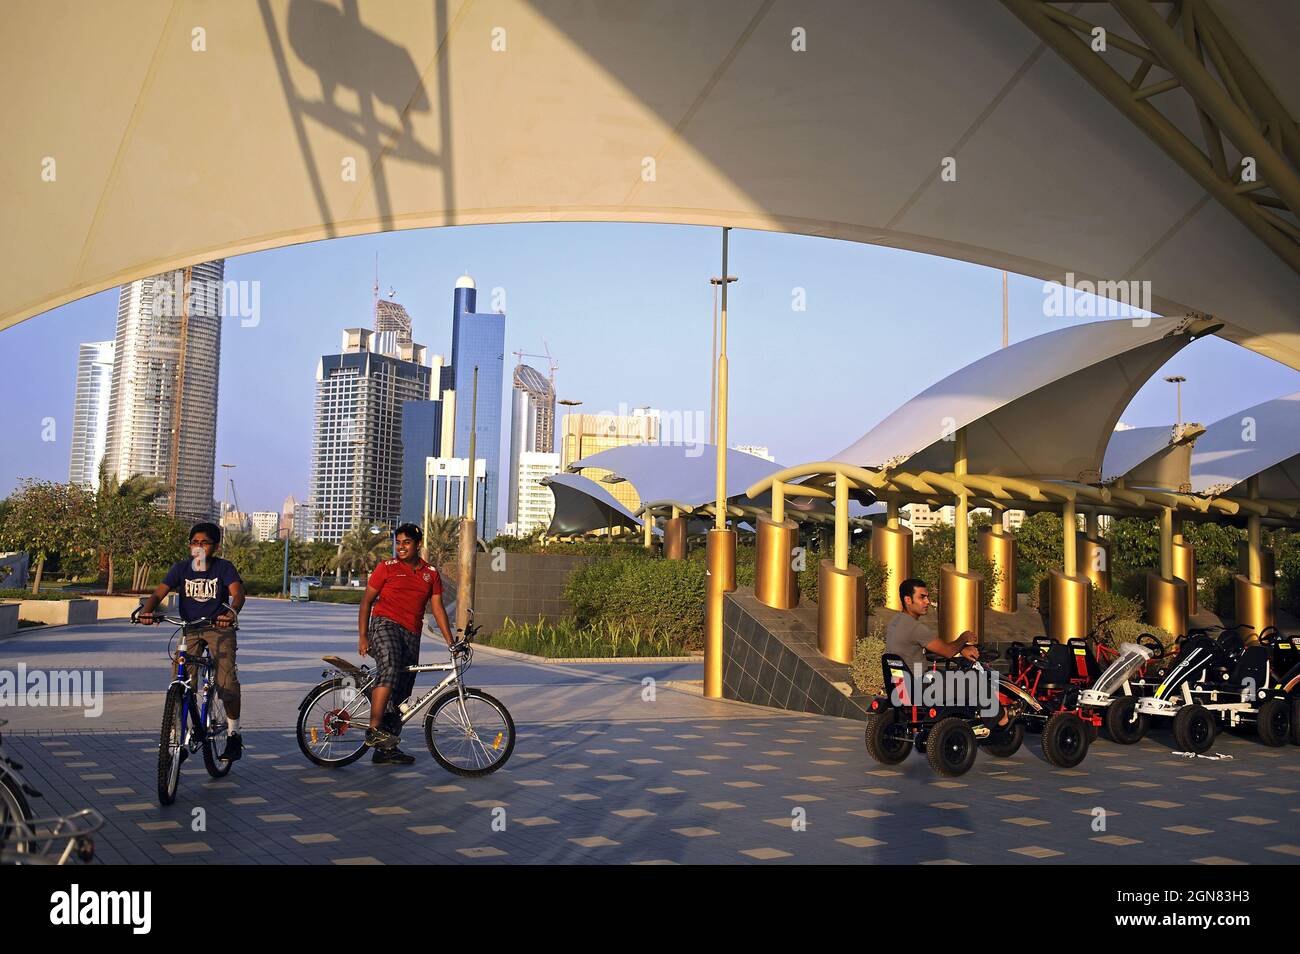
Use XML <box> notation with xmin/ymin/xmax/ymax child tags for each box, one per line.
<box><xmin>2</xmin><ymin>222</ymin><xmax>1296</xmax><ymax>515</ymax></box>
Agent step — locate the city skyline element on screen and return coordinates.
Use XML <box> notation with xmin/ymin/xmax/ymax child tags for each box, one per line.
<box><xmin>4</xmin><ymin>223</ymin><xmax>1298</xmax><ymax>517</ymax></box>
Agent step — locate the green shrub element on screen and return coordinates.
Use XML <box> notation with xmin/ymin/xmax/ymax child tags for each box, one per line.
<box><xmin>912</xmin><ymin>528</ymin><xmax>1001</xmax><ymax>609</ymax></box>
<box><xmin>791</xmin><ymin>543</ymin><xmax>887</xmax><ymax>606</ymax></box>
<box><xmin>311</xmin><ymin>588</ymin><xmax>365</xmax><ymax>604</ymax></box>
<box><xmin>485</xmin><ymin>617</ymin><xmax>690</xmax><ymax>658</ymax></box>
<box><xmin>565</xmin><ymin>556</ymin><xmax>707</xmax><ymax>649</ymax></box>
<box><xmin>1109</xmin><ymin>618</ymin><xmax>1175</xmax><ymax>659</ymax></box>
<box><xmin>850</xmin><ymin>618</ymin><xmax>887</xmax><ymax>695</ymax></box>
<box><xmin>0</xmin><ymin>588</ymin><xmax>79</xmax><ymax>601</ymax></box>
<box><xmin>1089</xmin><ymin>586</ymin><xmax>1143</xmax><ymax>650</ymax></box>
<box><xmin>1198</xmin><ymin>565</ymin><xmax>1235</xmax><ymax>616</ymax></box>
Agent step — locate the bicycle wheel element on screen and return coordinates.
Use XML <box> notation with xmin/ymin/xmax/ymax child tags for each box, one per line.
<box><xmin>0</xmin><ymin>774</ymin><xmax>33</xmax><ymax>856</ymax></box>
<box><xmin>296</xmin><ymin>679</ymin><xmax>373</xmax><ymax>768</ymax></box>
<box><xmin>423</xmin><ymin>689</ymin><xmax>515</xmax><ymax>777</ymax></box>
<box><xmin>202</xmin><ymin>685</ymin><xmax>233</xmax><ymax>778</ymax></box>
<box><xmin>157</xmin><ymin>684</ymin><xmax>186</xmax><ymax>805</ymax></box>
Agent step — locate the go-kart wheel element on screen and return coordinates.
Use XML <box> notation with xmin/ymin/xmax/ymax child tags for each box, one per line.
<box><xmin>864</xmin><ymin>712</ymin><xmax>911</xmax><ymax>764</ymax></box>
<box><xmin>1041</xmin><ymin>711</ymin><xmax>1089</xmax><ymax>768</ymax></box>
<box><xmin>1104</xmin><ymin>696</ymin><xmax>1149</xmax><ymax>745</ymax></box>
<box><xmin>1256</xmin><ymin>699</ymin><xmax>1290</xmax><ymax>747</ymax></box>
<box><xmin>983</xmin><ymin>720</ymin><xmax>1024</xmax><ymax>758</ymax></box>
<box><xmin>926</xmin><ymin>717</ymin><xmax>977</xmax><ymax>777</ymax></box>
<box><xmin>1292</xmin><ymin>697</ymin><xmax>1300</xmax><ymax>747</ymax></box>
<box><xmin>1172</xmin><ymin>704</ymin><xmax>1217</xmax><ymax>754</ymax></box>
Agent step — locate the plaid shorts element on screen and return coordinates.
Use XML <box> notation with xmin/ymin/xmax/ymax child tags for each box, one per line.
<box><xmin>368</xmin><ymin>615</ymin><xmax>421</xmax><ymax>693</ymax></box>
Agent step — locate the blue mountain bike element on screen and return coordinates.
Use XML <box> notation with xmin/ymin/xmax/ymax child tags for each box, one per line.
<box><xmin>132</xmin><ymin>605</ymin><xmax>239</xmax><ymax>805</ymax></box>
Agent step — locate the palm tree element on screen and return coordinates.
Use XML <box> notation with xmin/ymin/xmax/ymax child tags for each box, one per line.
<box><xmin>424</xmin><ymin>514</ymin><xmax>462</xmax><ymax>570</ymax></box>
<box><xmin>336</xmin><ymin>524</ymin><xmax>393</xmax><ymax>581</ymax></box>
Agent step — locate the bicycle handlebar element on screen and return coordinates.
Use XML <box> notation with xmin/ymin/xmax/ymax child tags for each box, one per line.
<box><xmin>131</xmin><ymin>604</ymin><xmax>239</xmax><ymax>630</ymax></box>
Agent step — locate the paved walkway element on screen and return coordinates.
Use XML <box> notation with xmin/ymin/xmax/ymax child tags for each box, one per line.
<box><xmin>2</xmin><ymin>600</ymin><xmax>1298</xmax><ymax>864</ymax></box>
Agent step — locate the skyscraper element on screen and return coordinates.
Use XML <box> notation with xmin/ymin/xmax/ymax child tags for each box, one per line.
<box><xmin>449</xmin><ymin>275</ymin><xmax>505</xmax><ymax>537</ymax></box>
<box><xmin>374</xmin><ymin>297</ymin><xmax>413</xmax><ymax>347</ymax></box>
<box><xmin>515</xmin><ymin>451</ymin><xmax>560</xmax><ymax>535</ymax></box>
<box><xmin>310</xmin><ymin>327</ymin><xmax>432</xmax><ymax>542</ymax></box>
<box><xmin>398</xmin><ymin>351</ymin><xmax>453</xmax><ymax>526</ymax></box>
<box><xmin>102</xmin><ymin>260</ymin><xmax>225</xmax><ymax>520</ymax></box>
<box><xmin>68</xmin><ymin>340</ymin><xmax>115</xmax><ymax>489</ymax></box>
<box><xmin>560</xmin><ymin>408</ymin><xmax>660</xmax><ymax>512</ymax></box>
<box><xmin>250</xmin><ymin>511</ymin><xmax>280</xmax><ymax>542</ymax></box>
<box><xmin>507</xmin><ymin>363</ymin><xmax>555</xmax><ymax>528</ymax></box>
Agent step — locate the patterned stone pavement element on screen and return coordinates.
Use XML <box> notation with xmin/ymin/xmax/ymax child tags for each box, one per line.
<box><xmin>3</xmin><ymin>600</ymin><xmax>1299</xmax><ymax>864</ymax></box>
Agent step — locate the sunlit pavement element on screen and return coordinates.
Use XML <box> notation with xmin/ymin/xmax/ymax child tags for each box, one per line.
<box><xmin>3</xmin><ymin>600</ymin><xmax>1298</xmax><ymax>864</ymax></box>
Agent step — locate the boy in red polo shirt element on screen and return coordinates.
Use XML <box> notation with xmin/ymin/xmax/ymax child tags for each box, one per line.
<box><xmin>358</xmin><ymin>523</ymin><xmax>456</xmax><ymax>763</ymax></box>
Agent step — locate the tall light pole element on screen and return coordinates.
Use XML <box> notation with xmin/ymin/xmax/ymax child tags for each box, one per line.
<box><xmin>1164</xmin><ymin>375</ymin><xmax>1186</xmax><ymax>436</ymax></box>
<box><xmin>457</xmin><ymin>366</ymin><xmax>480</xmax><ymax>632</ymax></box>
<box><xmin>708</xmin><ymin>275</ymin><xmax>736</xmax><ymax>444</ymax></box>
<box><xmin>276</xmin><ymin>526</ymin><xmax>292</xmax><ymax>597</ymax></box>
<box><xmin>1001</xmin><ymin>270</ymin><xmax>1009</xmax><ymax>349</ymax></box>
<box><xmin>558</xmin><ymin>398</ymin><xmax>584</xmax><ymax>465</ymax></box>
<box><xmin>220</xmin><ymin>463</ymin><xmax>236</xmax><ymax>525</ymax></box>
<box><xmin>705</xmin><ymin>227</ymin><xmax>738</xmax><ymax>699</ymax></box>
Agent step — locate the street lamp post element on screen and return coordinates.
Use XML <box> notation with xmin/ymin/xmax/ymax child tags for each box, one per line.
<box><xmin>705</xmin><ymin>228</ymin><xmax>738</xmax><ymax>699</ymax></box>
<box><xmin>276</xmin><ymin>526</ymin><xmax>291</xmax><ymax>597</ymax></box>
<box><xmin>1164</xmin><ymin>375</ymin><xmax>1186</xmax><ymax>436</ymax></box>
<box><xmin>558</xmin><ymin>398</ymin><xmax>584</xmax><ymax>465</ymax></box>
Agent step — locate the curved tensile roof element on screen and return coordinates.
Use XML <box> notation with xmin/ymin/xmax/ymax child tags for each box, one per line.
<box><xmin>542</xmin><ymin>472</ymin><xmax>643</xmax><ymax>536</ymax></box>
<box><xmin>572</xmin><ymin>444</ymin><xmax>785</xmax><ymax>511</ymax></box>
<box><xmin>1100</xmin><ymin>424</ymin><xmax>1199</xmax><ymax>492</ymax></box>
<box><xmin>3</xmin><ymin>1</ymin><xmax>1299</xmax><ymax>372</ymax></box>
<box><xmin>833</xmin><ymin>316</ymin><xmax>1215</xmax><ymax>481</ymax></box>
<box><xmin>1190</xmin><ymin>392</ymin><xmax>1300</xmax><ymax>498</ymax></box>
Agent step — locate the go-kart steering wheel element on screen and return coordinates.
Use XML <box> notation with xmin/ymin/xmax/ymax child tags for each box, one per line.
<box><xmin>1258</xmin><ymin>627</ymin><xmax>1282</xmax><ymax>647</ymax></box>
<box><xmin>1137</xmin><ymin>633</ymin><xmax>1165</xmax><ymax>658</ymax></box>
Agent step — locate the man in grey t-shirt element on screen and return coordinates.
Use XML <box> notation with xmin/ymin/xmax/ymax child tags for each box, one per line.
<box><xmin>884</xmin><ymin>578</ymin><xmax>978</xmax><ymax>670</ymax></box>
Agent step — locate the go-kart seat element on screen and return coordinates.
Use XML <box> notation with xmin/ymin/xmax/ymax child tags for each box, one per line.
<box><xmin>1228</xmin><ymin>645</ymin><xmax>1272</xmax><ymax>691</ymax></box>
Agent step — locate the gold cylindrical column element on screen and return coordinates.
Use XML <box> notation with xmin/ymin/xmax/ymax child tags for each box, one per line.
<box><xmin>870</xmin><ymin>523</ymin><xmax>913</xmax><ymax>611</ymax></box>
<box><xmin>704</xmin><ymin>528</ymin><xmax>737</xmax><ymax>698</ymax></box>
<box><xmin>1046</xmin><ymin>569</ymin><xmax>1091</xmax><ymax>642</ymax></box>
<box><xmin>1233</xmin><ymin>575</ymin><xmax>1275</xmax><ymax>638</ymax></box>
<box><xmin>817</xmin><ymin>560</ymin><xmax>863</xmax><ymax>664</ymax></box>
<box><xmin>1236</xmin><ymin>541</ymin><xmax>1274</xmax><ymax>584</ymax></box>
<box><xmin>1076</xmin><ymin>533</ymin><xmax>1111</xmax><ymax>593</ymax></box>
<box><xmin>663</xmin><ymin>516</ymin><xmax>687</xmax><ymax>560</ymax></box>
<box><xmin>979</xmin><ymin>528</ymin><xmax>1017</xmax><ymax>614</ymax></box>
<box><xmin>938</xmin><ymin>564</ymin><xmax>984</xmax><ymax>643</ymax></box>
<box><xmin>1172</xmin><ymin>537</ymin><xmax>1197</xmax><ymax>616</ymax></box>
<box><xmin>755</xmin><ymin>515</ymin><xmax>799</xmax><ymax>610</ymax></box>
<box><xmin>1145</xmin><ymin>573</ymin><xmax>1189</xmax><ymax>639</ymax></box>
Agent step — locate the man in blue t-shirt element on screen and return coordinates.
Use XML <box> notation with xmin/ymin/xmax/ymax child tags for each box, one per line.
<box><xmin>139</xmin><ymin>522</ymin><xmax>247</xmax><ymax>761</ymax></box>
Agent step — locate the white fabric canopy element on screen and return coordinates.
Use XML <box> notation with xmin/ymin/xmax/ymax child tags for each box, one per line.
<box><xmin>834</xmin><ymin>317</ymin><xmax>1206</xmax><ymax>481</ymax></box>
<box><xmin>3</xmin><ymin>0</ymin><xmax>1299</xmax><ymax>372</ymax></box>
<box><xmin>573</xmin><ymin>444</ymin><xmax>784</xmax><ymax>510</ymax></box>
<box><xmin>1190</xmin><ymin>392</ymin><xmax>1300</xmax><ymax>498</ymax></box>
<box><xmin>542</xmin><ymin>472</ymin><xmax>643</xmax><ymax>536</ymax></box>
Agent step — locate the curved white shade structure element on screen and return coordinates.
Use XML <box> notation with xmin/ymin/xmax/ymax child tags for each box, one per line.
<box><xmin>2</xmin><ymin>0</ymin><xmax>1299</xmax><ymax>374</ymax></box>
<box><xmin>1190</xmin><ymin>392</ymin><xmax>1300</xmax><ymax>498</ymax></box>
<box><xmin>572</xmin><ymin>444</ymin><xmax>784</xmax><ymax>511</ymax></box>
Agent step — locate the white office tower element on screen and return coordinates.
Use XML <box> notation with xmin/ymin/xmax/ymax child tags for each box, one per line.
<box><xmin>311</xmin><ymin>327</ymin><xmax>432</xmax><ymax>542</ymax></box>
<box><xmin>102</xmin><ymin>260</ymin><xmax>225</xmax><ymax>520</ymax></box>
<box><xmin>506</xmin><ymin>363</ymin><xmax>556</xmax><ymax>527</ymax></box>
<box><xmin>426</xmin><ymin>457</ymin><xmax>488</xmax><ymax>521</ymax></box>
<box><xmin>251</xmin><ymin>511</ymin><xmax>280</xmax><ymax>542</ymax></box>
<box><xmin>732</xmin><ymin>444</ymin><xmax>775</xmax><ymax>462</ymax></box>
<box><xmin>516</xmin><ymin>452</ymin><xmax>560</xmax><ymax>535</ymax></box>
<box><xmin>68</xmin><ymin>340</ymin><xmax>116</xmax><ymax>489</ymax></box>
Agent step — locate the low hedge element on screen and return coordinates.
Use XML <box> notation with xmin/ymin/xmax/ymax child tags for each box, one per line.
<box><xmin>0</xmin><ymin>588</ymin><xmax>79</xmax><ymax>601</ymax></box>
<box><xmin>310</xmin><ymin>588</ymin><xmax>365</xmax><ymax>604</ymax></box>
<box><xmin>565</xmin><ymin>555</ymin><xmax>707</xmax><ymax>650</ymax></box>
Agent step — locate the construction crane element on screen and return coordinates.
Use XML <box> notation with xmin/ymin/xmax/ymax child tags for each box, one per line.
<box><xmin>511</xmin><ymin>341</ymin><xmax>557</xmax><ymax>388</ymax></box>
<box><xmin>167</xmin><ymin>264</ymin><xmax>192</xmax><ymax>517</ymax></box>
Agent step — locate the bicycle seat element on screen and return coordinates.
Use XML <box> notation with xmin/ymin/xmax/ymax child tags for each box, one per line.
<box><xmin>322</xmin><ymin>655</ymin><xmax>367</xmax><ymax>677</ymax></box>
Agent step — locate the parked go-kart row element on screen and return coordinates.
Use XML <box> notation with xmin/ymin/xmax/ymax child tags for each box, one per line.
<box><xmin>864</xmin><ymin>623</ymin><xmax>1300</xmax><ymax>777</ymax></box>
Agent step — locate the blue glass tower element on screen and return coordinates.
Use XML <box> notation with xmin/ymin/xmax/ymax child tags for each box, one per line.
<box><xmin>399</xmin><ymin>398</ymin><xmax>442</xmax><ymax>526</ymax></box>
<box><xmin>449</xmin><ymin>276</ymin><xmax>505</xmax><ymax>537</ymax></box>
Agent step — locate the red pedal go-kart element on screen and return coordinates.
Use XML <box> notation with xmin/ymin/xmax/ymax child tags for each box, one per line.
<box><xmin>864</xmin><ymin>644</ymin><xmax>1092</xmax><ymax>777</ymax></box>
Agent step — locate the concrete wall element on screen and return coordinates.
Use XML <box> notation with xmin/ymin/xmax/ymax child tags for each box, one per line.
<box><xmin>4</xmin><ymin>598</ymin><xmax>99</xmax><ymax>627</ymax></box>
<box><xmin>447</xmin><ymin>552</ymin><xmax>598</xmax><ymax>635</ymax></box>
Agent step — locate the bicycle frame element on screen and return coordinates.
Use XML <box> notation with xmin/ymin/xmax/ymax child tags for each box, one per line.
<box><xmin>330</xmin><ymin>657</ymin><xmax>469</xmax><ymax>730</ymax></box>
<box><xmin>169</xmin><ymin>632</ymin><xmax>221</xmax><ymax>751</ymax></box>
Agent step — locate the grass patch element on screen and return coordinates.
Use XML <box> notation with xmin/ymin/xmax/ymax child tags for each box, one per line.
<box><xmin>309</xmin><ymin>589</ymin><xmax>365</xmax><ymax>604</ymax></box>
<box><xmin>482</xmin><ymin>617</ymin><xmax>692</xmax><ymax>658</ymax></box>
